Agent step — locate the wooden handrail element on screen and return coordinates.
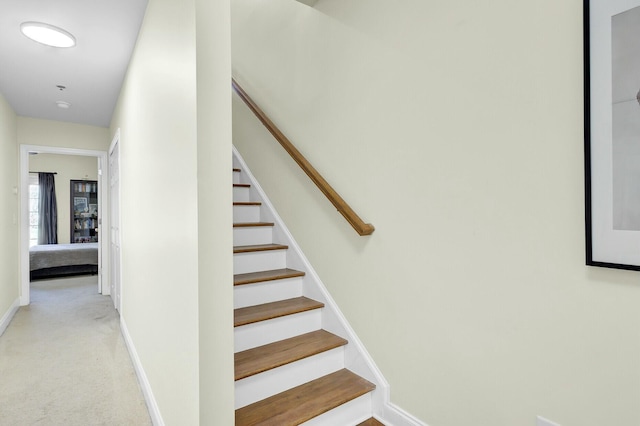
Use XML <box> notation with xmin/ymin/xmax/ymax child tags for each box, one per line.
<box><xmin>232</xmin><ymin>78</ymin><xmax>375</xmax><ymax>236</ymax></box>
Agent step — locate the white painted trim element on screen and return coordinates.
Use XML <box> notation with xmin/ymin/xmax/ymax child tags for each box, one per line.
<box><xmin>19</xmin><ymin>146</ymin><xmax>29</xmax><ymax>306</ymax></box>
<box><xmin>120</xmin><ymin>318</ymin><xmax>164</xmax><ymax>426</ymax></box>
<box><xmin>537</xmin><ymin>416</ymin><xmax>562</xmax><ymax>426</ymax></box>
<box><xmin>108</xmin><ymin>128</ymin><xmax>120</xmax><ymax>155</ymax></box>
<box><xmin>381</xmin><ymin>402</ymin><xmax>429</xmax><ymax>426</ymax></box>
<box><xmin>108</xmin><ymin>129</ymin><xmax>123</xmax><ymax>312</ymax></box>
<box><xmin>0</xmin><ymin>298</ymin><xmax>20</xmax><ymax>337</ymax></box>
<box><xmin>233</xmin><ymin>147</ymin><xmax>426</xmax><ymax>426</ymax></box>
<box><xmin>19</xmin><ymin>144</ymin><xmax>110</xmax><ymax>305</ymax></box>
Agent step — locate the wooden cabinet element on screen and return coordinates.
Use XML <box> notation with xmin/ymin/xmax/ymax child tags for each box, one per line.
<box><xmin>70</xmin><ymin>180</ymin><xmax>98</xmax><ymax>243</ymax></box>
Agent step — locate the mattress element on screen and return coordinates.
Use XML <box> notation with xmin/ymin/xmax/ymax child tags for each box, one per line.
<box><xmin>29</xmin><ymin>243</ymin><xmax>99</xmax><ymax>271</ymax></box>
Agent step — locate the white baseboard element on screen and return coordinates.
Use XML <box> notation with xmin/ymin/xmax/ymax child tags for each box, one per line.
<box><xmin>120</xmin><ymin>318</ymin><xmax>164</xmax><ymax>426</ymax></box>
<box><xmin>380</xmin><ymin>402</ymin><xmax>429</xmax><ymax>426</ymax></box>
<box><xmin>0</xmin><ymin>298</ymin><xmax>20</xmax><ymax>337</ymax></box>
<box><xmin>537</xmin><ymin>416</ymin><xmax>562</xmax><ymax>426</ymax></box>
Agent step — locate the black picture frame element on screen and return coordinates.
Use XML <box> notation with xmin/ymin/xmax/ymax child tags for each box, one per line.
<box><xmin>585</xmin><ymin>0</ymin><xmax>640</xmax><ymax>271</ymax></box>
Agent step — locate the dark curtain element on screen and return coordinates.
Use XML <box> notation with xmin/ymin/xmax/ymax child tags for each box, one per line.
<box><xmin>38</xmin><ymin>173</ymin><xmax>58</xmax><ymax>245</ymax></box>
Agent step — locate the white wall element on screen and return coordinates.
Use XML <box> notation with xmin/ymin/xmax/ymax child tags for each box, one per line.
<box><xmin>232</xmin><ymin>1</ymin><xmax>640</xmax><ymax>425</ymax></box>
<box><xmin>110</xmin><ymin>0</ymin><xmax>233</xmax><ymax>423</ymax></box>
<box><xmin>28</xmin><ymin>154</ymin><xmax>98</xmax><ymax>244</ymax></box>
<box><xmin>0</xmin><ymin>93</ymin><xmax>19</xmax><ymax>323</ymax></box>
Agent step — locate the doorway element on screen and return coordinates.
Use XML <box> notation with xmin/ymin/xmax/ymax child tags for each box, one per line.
<box><xmin>19</xmin><ymin>145</ymin><xmax>109</xmax><ymax>306</ymax></box>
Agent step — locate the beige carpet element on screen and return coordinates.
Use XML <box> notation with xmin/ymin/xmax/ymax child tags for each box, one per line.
<box><xmin>0</xmin><ymin>276</ymin><xmax>152</xmax><ymax>425</ymax></box>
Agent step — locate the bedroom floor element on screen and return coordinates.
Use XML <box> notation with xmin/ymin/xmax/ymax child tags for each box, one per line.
<box><xmin>0</xmin><ymin>276</ymin><xmax>152</xmax><ymax>425</ymax></box>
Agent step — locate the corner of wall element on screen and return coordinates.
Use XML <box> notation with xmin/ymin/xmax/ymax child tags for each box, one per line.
<box><xmin>0</xmin><ymin>92</ymin><xmax>19</xmax><ymax>317</ymax></box>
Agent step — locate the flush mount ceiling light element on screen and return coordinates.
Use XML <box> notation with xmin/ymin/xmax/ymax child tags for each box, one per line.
<box><xmin>20</xmin><ymin>22</ymin><xmax>76</xmax><ymax>48</ymax></box>
<box><xmin>56</xmin><ymin>101</ymin><xmax>71</xmax><ymax>109</ymax></box>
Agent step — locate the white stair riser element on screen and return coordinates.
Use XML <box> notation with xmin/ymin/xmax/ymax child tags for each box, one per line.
<box><xmin>232</xmin><ymin>149</ymin><xmax>383</xmax><ymax>425</ymax></box>
<box><xmin>234</xmin><ymin>309</ymin><xmax>321</xmax><ymax>352</ymax></box>
<box><xmin>233</xmin><ymin>226</ymin><xmax>273</xmax><ymax>246</ymax></box>
<box><xmin>235</xmin><ymin>347</ymin><xmax>345</xmax><ymax>409</ymax></box>
<box><xmin>234</xmin><ymin>278</ymin><xmax>303</xmax><ymax>309</ymax></box>
<box><xmin>233</xmin><ymin>186</ymin><xmax>250</xmax><ymax>202</ymax></box>
<box><xmin>234</xmin><ymin>250</ymin><xmax>287</xmax><ymax>275</ymax></box>
<box><xmin>233</xmin><ymin>205</ymin><xmax>261</xmax><ymax>222</ymax></box>
<box><xmin>300</xmin><ymin>393</ymin><xmax>373</xmax><ymax>426</ymax></box>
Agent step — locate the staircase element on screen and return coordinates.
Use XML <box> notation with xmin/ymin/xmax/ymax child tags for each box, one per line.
<box><xmin>232</xmin><ymin>155</ymin><xmax>384</xmax><ymax>426</ymax></box>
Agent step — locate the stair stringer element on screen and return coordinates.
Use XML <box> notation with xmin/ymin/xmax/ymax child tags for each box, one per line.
<box><xmin>233</xmin><ymin>146</ymin><xmax>426</xmax><ymax>426</ymax></box>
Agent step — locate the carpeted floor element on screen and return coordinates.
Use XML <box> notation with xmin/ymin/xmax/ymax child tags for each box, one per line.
<box><xmin>0</xmin><ymin>276</ymin><xmax>152</xmax><ymax>425</ymax></box>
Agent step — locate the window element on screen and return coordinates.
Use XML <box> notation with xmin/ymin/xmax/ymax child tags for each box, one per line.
<box><xmin>28</xmin><ymin>173</ymin><xmax>39</xmax><ymax>247</ymax></box>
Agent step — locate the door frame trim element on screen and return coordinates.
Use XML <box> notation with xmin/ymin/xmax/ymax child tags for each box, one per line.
<box><xmin>108</xmin><ymin>129</ymin><xmax>123</xmax><ymax>312</ymax></box>
<box><xmin>19</xmin><ymin>144</ymin><xmax>109</xmax><ymax>305</ymax></box>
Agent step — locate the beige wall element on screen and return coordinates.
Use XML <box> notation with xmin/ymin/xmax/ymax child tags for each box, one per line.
<box><xmin>17</xmin><ymin>117</ymin><xmax>109</xmax><ymax>151</ymax></box>
<box><xmin>0</xmin><ymin>93</ymin><xmax>19</xmax><ymax>319</ymax></box>
<box><xmin>195</xmin><ymin>0</ymin><xmax>235</xmax><ymax>423</ymax></box>
<box><xmin>28</xmin><ymin>154</ymin><xmax>98</xmax><ymax>244</ymax></box>
<box><xmin>111</xmin><ymin>0</ymin><xmax>233</xmax><ymax>423</ymax></box>
<box><xmin>232</xmin><ymin>1</ymin><xmax>640</xmax><ymax>425</ymax></box>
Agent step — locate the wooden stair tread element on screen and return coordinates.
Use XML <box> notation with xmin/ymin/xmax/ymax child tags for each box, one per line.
<box><xmin>233</xmin><ymin>222</ymin><xmax>274</xmax><ymax>227</ymax></box>
<box><xmin>234</xmin><ymin>244</ymin><xmax>288</xmax><ymax>254</ymax></box>
<box><xmin>235</xmin><ymin>330</ymin><xmax>348</xmax><ymax>381</ymax></box>
<box><xmin>234</xmin><ymin>201</ymin><xmax>262</xmax><ymax>206</ymax></box>
<box><xmin>234</xmin><ymin>296</ymin><xmax>323</xmax><ymax>327</ymax></box>
<box><xmin>357</xmin><ymin>418</ymin><xmax>385</xmax><ymax>426</ymax></box>
<box><xmin>234</xmin><ymin>268</ymin><xmax>305</xmax><ymax>286</ymax></box>
<box><xmin>234</xmin><ymin>183</ymin><xmax>250</xmax><ymax>188</ymax></box>
<box><xmin>235</xmin><ymin>369</ymin><xmax>375</xmax><ymax>426</ymax></box>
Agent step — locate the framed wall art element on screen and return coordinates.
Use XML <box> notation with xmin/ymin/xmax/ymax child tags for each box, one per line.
<box><xmin>73</xmin><ymin>196</ymin><xmax>88</xmax><ymax>213</ymax></box>
<box><xmin>585</xmin><ymin>0</ymin><xmax>640</xmax><ymax>270</ymax></box>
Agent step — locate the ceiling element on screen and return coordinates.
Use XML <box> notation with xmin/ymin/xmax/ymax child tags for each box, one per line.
<box><xmin>0</xmin><ymin>0</ymin><xmax>148</xmax><ymax>128</ymax></box>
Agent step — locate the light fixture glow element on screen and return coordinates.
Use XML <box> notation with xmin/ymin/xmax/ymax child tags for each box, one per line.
<box><xmin>56</xmin><ymin>101</ymin><xmax>71</xmax><ymax>109</ymax></box>
<box><xmin>20</xmin><ymin>22</ymin><xmax>76</xmax><ymax>48</ymax></box>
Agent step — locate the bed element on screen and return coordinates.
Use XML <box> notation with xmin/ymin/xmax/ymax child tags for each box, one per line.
<box><xmin>29</xmin><ymin>243</ymin><xmax>99</xmax><ymax>280</ymax></box>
